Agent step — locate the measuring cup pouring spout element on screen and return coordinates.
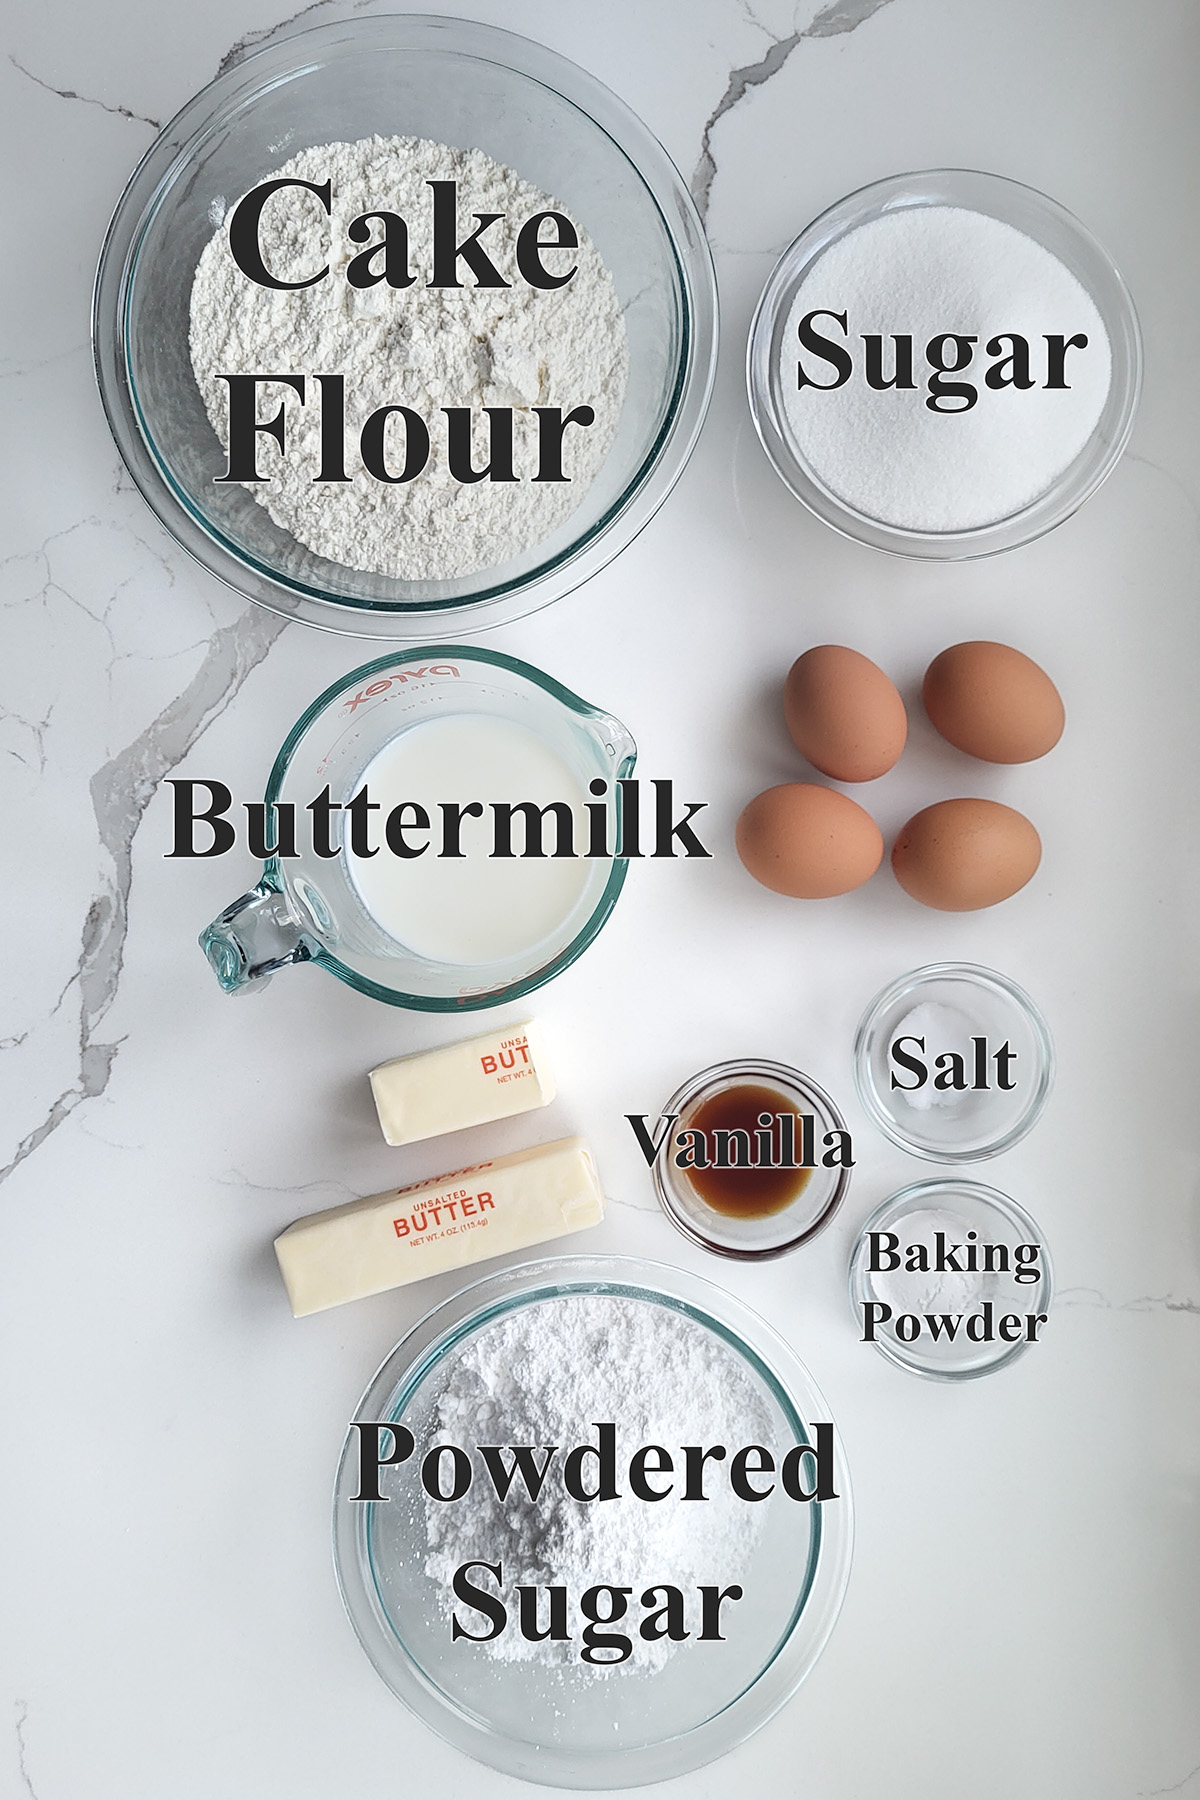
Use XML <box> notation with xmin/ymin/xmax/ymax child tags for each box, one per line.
<box><xmin>590</xmin><ymin>713</ymin><xmax>637</xmax><ymax>770</ymax></box>
<box><xmin>201</xmin><ymin>881</ymin><xmax>312</xmax><ymax>995</ymax></box>
<box><xmin>199</xmin><ymin>647</ymin><xmax>636</xmax><ymax>1011</ymax></box>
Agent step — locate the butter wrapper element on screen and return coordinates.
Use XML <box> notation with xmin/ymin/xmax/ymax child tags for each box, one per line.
<box><xmin>275</xmin><ymin>1136</ymin><xmax>602</xmax><ymax>1317</ymax></box>
<box><xmin>369</xmin><ymin>1020</ymin><xmax>554</xmax><ymax>1147</ymax></box>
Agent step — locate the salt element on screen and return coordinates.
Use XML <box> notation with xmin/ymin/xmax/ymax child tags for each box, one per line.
<box><xmin>781</xmin><ymin>206</ymin><xmax>1111</xmax><ymax>532</ymax></box>
<box><xmin>892</xmin><ymin>1000</ymin><xmax>978</xmax><ymax>1113</ymax></box>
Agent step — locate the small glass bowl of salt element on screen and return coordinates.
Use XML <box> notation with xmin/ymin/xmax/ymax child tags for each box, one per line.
<box><xmin>746</xmin><ymin>168</ymin><xmax>1141</xmax><ymax>558</ymax></box>
<box><xmin>848</xmin><ymin>1180</ymin><xmax>1053</xmax><ymax>1381</ymax></box>
<box><xmin>854</xmin><ymin>963</ymin><xmax>1053</xmax><ymax>1162</ymax></box>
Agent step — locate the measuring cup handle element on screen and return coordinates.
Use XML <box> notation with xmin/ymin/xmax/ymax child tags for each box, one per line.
<box><xmin>200</xmin><ymin>881</ymin><xmax>311</xmax><ymax>995</ymax></box>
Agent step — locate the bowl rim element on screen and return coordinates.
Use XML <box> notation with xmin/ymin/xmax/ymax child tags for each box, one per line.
<box><xmin>847</xmin><ymin>1178</ymin><xmax>1054</xmax><ymax>1381</ymax></box>
<box><xmin>92</xmin><ymin>12</ymin><xmax>719</xmax><ymax>638</ymax></box>
<box><xmin>852</xmin><ymin>961</ymin><xmax>1055</xmax><ymax>1162</ymax></box>
<box><xmin>331</xmin><ymin>1252</ymin><xmax>854</xmax><ymax>1787</ymax></box>
<box><xmin>746</xmin><ymin>166</ymin><xmax>1143</xmax><ymax>560</ymax></box>
<box><xmin>653</xmin><ymin>1058</ymin><xmax>853</xmax><ymax>1257</ymax></box>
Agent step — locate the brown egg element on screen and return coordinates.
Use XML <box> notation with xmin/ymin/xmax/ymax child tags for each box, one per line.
<box><xmin>892</xmin><ymin>798</ymin><xmax>1041</xmax><ymax>911</ymax></box>
<box><xmin>784</xmin><ymin>645</ymin><xmax>907</xmax><ymax>782</ymax></box>
<box><xmin>923</xmin><ymin>642</ymin><xmax>1065</xmax><ymax>763</ymax></box>
<box><xmin>736</xmin><ymin>783</ymin><xmax>884</xmax><ymax>898</ymax></box>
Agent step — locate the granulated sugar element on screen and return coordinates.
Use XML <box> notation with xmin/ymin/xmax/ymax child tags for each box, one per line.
<box><xmin>782</xmin><ymin>205</ymin><xmax>1111</xmax><ymax>532</ymax></box>
<box><xmin>422</xmin><ymin>1293</ymin><xmax>775</xmax><ymax>1668</ymax></box>
<box><xmin>189</xmin><ymin>135</ymin><xmax>628</xmax><ymax>580</ymax></box>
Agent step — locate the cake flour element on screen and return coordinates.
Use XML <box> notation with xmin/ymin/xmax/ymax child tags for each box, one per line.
<box><xmin>189</xmin><ymin>135</ymin><xmax>628</xmax><ymax>580</ymax></box>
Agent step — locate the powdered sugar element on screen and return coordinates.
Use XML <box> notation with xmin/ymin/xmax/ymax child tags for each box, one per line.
<box><xmin>422</xmin><ymin>1293</ymin><xmax>775</xmax><ymax>1668</ymax></box>
<box><xmin>189</xmin><ymin>135</ymin><xmax>628</xmax><ymax>579</ymax></box>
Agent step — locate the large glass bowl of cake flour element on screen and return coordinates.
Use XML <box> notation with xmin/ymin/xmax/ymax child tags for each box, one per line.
<box><xmin>92</xmin><ymin>15</ymin><xmax>717</xmax><ymax>637</ymax></box>
<box><xmin>747</xmin><ymin>169</ymin><xmax>1141</xmax><ymax>558</ymax></box>
<box><xmin>199</xmin><ymin>647</ymin><xmax>635</xmax><ymax>1009</ymax></box>
<box><xmin>333</xmin><ymin>1255</ymin><xmax>854</xmax><ymax>1787</ymax></box>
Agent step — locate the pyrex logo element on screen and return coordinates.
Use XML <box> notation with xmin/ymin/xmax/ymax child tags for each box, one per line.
<box><xmin>343</xmin><ymin>665</ymin><xmax>461</xmax><ymax>712</ymax></box>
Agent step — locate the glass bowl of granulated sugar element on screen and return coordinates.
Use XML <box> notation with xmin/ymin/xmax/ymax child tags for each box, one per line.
<box><xmin>93</xmin><ymin>17</ymin><xmax>717</xmax><ymax>637</ymax></box>
<box><xmin>747</xmin><ymin>168</ymin><xmax>1141</xmax><ymax>559</ymax></box>
<box><xmin>333</xmin><ymin>1255</ymin><xmax>854</xmax><ymax>1788</ymax></box>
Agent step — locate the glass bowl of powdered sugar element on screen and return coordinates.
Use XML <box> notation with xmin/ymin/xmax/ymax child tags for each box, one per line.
<box><xmin>854</xmin><ymin>963</ymin><xmax>1054</xmax><ymax>1162</ymax></box>
<box><xmin>93</xmin><ymin>16</ymin><xmax>717</xmax><ymax>636</ymax></box>
<box><xmin>332</xmin><ymin>1255</ymin><xmax>853</xmax><ymax>1787</ymax></box>
<box><xmin>747</xmin><ymin>168</ymin><xmax>1141</xmax><ymax>558</ymax></box>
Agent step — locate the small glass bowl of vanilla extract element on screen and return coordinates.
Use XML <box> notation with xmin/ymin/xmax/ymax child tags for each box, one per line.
<box><xmin>653</xmin><ymin>1059</ymin><xmax>852</xmax><ymax>1258</ymax></box>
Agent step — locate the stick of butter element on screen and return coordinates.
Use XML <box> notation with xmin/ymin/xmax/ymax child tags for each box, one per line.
<box><xmin>274</xmin><ymin>1136</ymin><xmax>603</xmax><ymax>1317</ymax></box>
<box><xmin>369</xmin><ymin>1020</ymin><xmax>555</xmax><ymax>1146</ymax></box>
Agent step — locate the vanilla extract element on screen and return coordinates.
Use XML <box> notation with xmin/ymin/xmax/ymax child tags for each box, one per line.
<box><xmin>676</xmin><ymin>1083</ymin><xmax>850</xmax><ymax>1220</ymax></box>
<box><xmin>626</xmin><ymin>1082</ymin><xmax>854</xmax><ymax>1221</ymax></box>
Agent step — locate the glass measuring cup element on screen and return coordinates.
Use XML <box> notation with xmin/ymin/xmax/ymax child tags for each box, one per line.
<box><xmin>200</xmin><ymin>647</ymin><xmax>636</xmax><ymax>1009</ymax></box>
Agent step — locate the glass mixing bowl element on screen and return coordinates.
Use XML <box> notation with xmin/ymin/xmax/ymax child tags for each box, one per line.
<box><xmin>93</xmin><ymin>15</ymin><xmax>718</xmax><ymax>637</ymax></box>
<box><xmin>333</xmin><ymin>1255</ymin><xmax>854</xmax><ymax>1787</ymax></box>
<box><xmin>747</xmin><ymin>168</ymin><xmax>1141</xmax><ymax>559</ymax></box>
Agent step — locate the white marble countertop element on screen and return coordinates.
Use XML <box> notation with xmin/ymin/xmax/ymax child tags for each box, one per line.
<box><xmin>2</xmin><ymin>1</ymin><xmax>1199</xmax><ymax>1795</ymax></box>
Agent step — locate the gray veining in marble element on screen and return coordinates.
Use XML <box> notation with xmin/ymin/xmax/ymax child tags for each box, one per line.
<box><xmin>12</xmin><ymin>1701</ymin><xmax>38</xmax><ymax>1800</ymax></box>
<box><xmin>216</xmin><ymin>0</ymin><xmax>377</xmax><ymax>77</ymax></box>
<box><xmin>0</xmin><ymin>604</ymin><xmax>286</xmax><ymax>1184</ymax></box>
<box><xmin>7</xmin><ymin>52</ymin><xmax>161</xmax><ymax>129</ymax></box>
<box><xmin>692</xmin><ymin>0</ymin><xmax>897</xmax><ymax>218</ymax></box>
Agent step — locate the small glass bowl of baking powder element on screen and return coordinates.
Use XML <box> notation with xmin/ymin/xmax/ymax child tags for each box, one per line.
<box><xmin>747</xmin><ymin>168</ymin><xmax>1141</xmax><ymax>558</ymax></box>
<box><xmin>653</xmin><ymin>1059</ymin><xmax>852</xmax><ymax>1258</ymax></box>
<box><xmin>854</xmin><ymin>964</ymin><xmax>1054</xmax><ymax>1162</ymax></box>
<box><xmin>333</xmin><ymin>1255</ymin><xmax>854</xmax><ymax>1787</ymax></box>
<box><xmin>848</xmin><ymin>1181</ymin><xmax>1053</xmax><ymax>1380</ymax></box>
<box><xmin>93</xmin><ymin>15</ymin><xmax>717</xmax><ymax>637</ymax></box>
